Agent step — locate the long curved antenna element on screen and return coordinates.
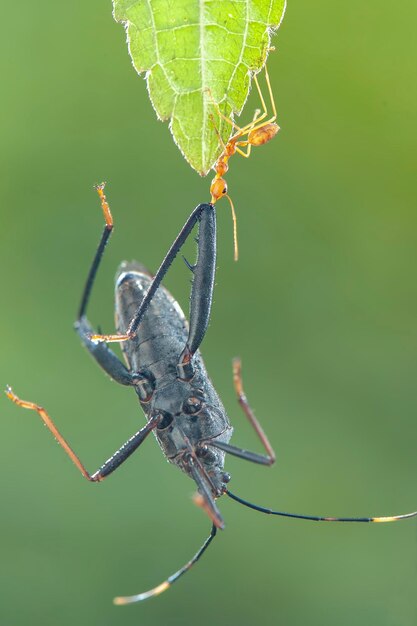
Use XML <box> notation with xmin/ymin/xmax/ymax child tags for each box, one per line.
<box><xmin>113</xmin><ymin>524</ymin><xmax>217</xmax><ymax>605</ymax></box>
<box><xmin>225</xmin><ymin>194</ymin><xmax>238</xmax><ymax>261</ymax></box>
<box><xmin>226</xmin><ymin>490</ymin><xmax>417</xmax><ymax>523</ymax></box>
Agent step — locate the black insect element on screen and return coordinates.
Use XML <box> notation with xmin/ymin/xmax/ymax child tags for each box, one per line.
<box><xmin>6</xmin><ymin>185</ymin><xmax>417</xmax><ymax>605</ymax></box>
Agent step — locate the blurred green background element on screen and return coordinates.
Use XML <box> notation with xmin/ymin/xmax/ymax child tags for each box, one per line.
<box><xmin>1</xmin><ymin>1</ymin><xmax>417</xmax><ymax>625</ymax></box>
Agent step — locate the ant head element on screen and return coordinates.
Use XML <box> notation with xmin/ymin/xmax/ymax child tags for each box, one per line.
<box><xmin>210</xmin><ymin>176</ymin><xmax>228</xmax><ymax>204</ymax></box>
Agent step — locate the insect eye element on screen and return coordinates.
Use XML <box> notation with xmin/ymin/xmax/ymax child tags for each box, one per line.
<box><xmin>183</xmin><ymin>396</ymin><xmax>203</xmax><ymax>415</ymax></box>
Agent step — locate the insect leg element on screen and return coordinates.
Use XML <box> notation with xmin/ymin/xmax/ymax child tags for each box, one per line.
<box><xmin>77</xmin><ymin>183</ymin><xmax>113</xmax><ymax>321</ymax></box>
<box><xmin>211</xmin><ymin>358</ymin><xmax>275</xmax><ymax>465</ymax></box>
<box><xmin>208</xmin><ymin>440</ymin><xmax>272</xmax><ymax>466</ymax></box>
<box><xmin>232</xmin><ymin>358</ymin><xmax>276</xmax><ymax>464</ymax></box>
<box><xmin>242</xmin><ymin>66</ymin><xmax>278</xmax><ymax>138</ymax></box>
<box><xmin>91</xmin><ymin>203</ymin><xmax>216</xmax><ymax>348</ymax></box>
<box><xmin>5</xmin><ymin>386</ymin><xmax>160</xmax><ymax>481</ymax></box>
<box><xmin>90</xmin><ymin>414</ymin><xmax>161</xmax><ymax>480</ymax></box>
<box><xmin>76</xmin><ymin>316</ymin><xmax>133</xmax><ymax>385</ymax></box>
<box><xmin>75</xmin><ymin>184</ymin><xmax>134</xmax><ymax>385</ymax></box>
<box><xmin>186</xmin><ymin>454</ymin><xmax>224</xmax><ymax>529</ymax></box>
<box><xmin>176</xmin><ymin>207</ymin><xmax>216</xmax><ymax>378</ymax></box>
<box><xmin>181</xmin><ymin>202</ymin><xmax>217</xmax><ymax>358</ymax></box>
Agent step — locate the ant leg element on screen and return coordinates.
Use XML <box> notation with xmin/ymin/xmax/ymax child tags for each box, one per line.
<box><xmin>92</xmin><ymin>203</ymin><xmax>215</xmax><ymax>346</ymax></box>
<box><xmin>209</xmin><ymin>113</ymin><xmax>227</xmax><ymax>152</ymax></box>
<box><xmin>206</xmin><ymin>89</ymin><xmax>244</xmax><ymax>135</ymax></box>
<box><xmin>208</xmin><ymin>66</ymin><xmax>276</xmax><ymax>154</ymax></box>
<box><xmin>233</xmin><ymin>107</ymin><xmax>262</xmax><ymax>159</ymax></box>
<box><xmin>74</xmin><ymin>184</ymin><xmax>134</xmax><ymax>385</ymax></box>
<box><xmin>207</xmin><ymin>89</ymin><xmax>270</xmax><ymax>144</ymax></box>
<box><xmin>242</xmin><ymin>65</ymin><xmax>278</xmax><ymax>137</ymax></box>
<box><xmin>265</xmin><ymin>64</ymin><xmax>277</xmax><ymax>120</ymax></box>
<box><xmin>249</xmin><ymin>70</ymin><xmax>271</xmax><ymax>126</ymax></box>
<box><xmin>210</xmin><ymin>359</ymin><xmax>275</xmax><ymax>465</ymax></box>
<box><xmin>5</xmin><ymin>386</ymin><xmax>160</xmax><ymax>481</ymax></box>
<box><xmin>209</xmin><ymin>67</ymin><xmax>273</xmax><ymax>141</ymax></box>
<box><xmin>234</xmin><ymin>144</ymin><xmax>251</xmax><ymax>158</ymax></box>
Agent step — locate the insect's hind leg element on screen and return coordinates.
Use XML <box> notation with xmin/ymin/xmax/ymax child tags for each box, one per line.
<box><xmin>74</xmin><ymin>184</ymin><xmax>134</xmax><ymax>386</ymax></box>
<box><xmin>209</xmin><ymin>358</ymin><xmax>276</xmax><ymax>465</ymax></box>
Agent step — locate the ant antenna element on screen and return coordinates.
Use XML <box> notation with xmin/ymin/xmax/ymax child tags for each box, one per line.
<box><xmin>226</xmin><ymin>194</ymin><xmax>238</xmax><ymax>261</ymax></box>
<box><xmin>113</xmin><ymin>524</ymin><xmax>217</xmax><ymax>604</ymax></box>
<box><xmin>226</xmin><ymin>489</ymin><xmax>417</xmax><ymax>523</ymax></box>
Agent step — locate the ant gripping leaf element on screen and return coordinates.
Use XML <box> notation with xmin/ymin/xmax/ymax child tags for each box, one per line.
<box><xmin>112</xmin><ymin>0</ymin><xmax>287</xmax><ymax>174</ymax></box>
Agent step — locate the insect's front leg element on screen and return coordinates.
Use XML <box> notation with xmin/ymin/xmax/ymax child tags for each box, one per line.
<box><xmin>177</xmin><ymin>203</ymin><xmax>217</xmax><ymax>379</ymax></box>
<box><xmin>91</xmin><ymin>203</ymin><xmax>216</xmax><ymax>347</ymax></box>
<box><xmin>5</xmin><ymin>387</ymin><xmax>160</xmax><ymax>481</ymax></box>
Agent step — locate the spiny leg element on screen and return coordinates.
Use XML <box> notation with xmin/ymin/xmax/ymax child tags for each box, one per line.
<box><xmin>5</xmin><ymin>387</ymin><xmax>160</xmax><ymax>481</ymax></box>
<box><xmin>177</xmin><ymin>203</ymin><xmax>217</xmax><ymax>372</ymax></box>
<box><xmin>114</xmin><ymin>524</ymin><xmax>217</xmax><ymax>605</ymax></box>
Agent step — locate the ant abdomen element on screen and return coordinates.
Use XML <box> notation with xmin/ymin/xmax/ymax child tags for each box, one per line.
<box><xmin>248</xmin><ymin>122</ymin><xmax>280</xmax><ymax>147</ymax></box>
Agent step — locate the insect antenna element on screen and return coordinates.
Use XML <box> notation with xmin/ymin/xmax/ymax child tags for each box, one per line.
<box><xmin>226</xmin><ymin>489</ymin><xmax>417</xmax><ymax>523</ymax></box>
<box><xmin>113</xmin><ymin>524</ymin><xmax>217</xmax><ymax>605</ymax></box>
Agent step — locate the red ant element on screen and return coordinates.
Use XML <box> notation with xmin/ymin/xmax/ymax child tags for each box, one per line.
<box><xmin>208</xmin><ymin>65</ymin><xmax>280</xmax><ymax>260</ymax></box>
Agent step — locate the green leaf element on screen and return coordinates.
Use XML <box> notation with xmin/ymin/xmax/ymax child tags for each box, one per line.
<box><xmin>113</xmin><ymin>0</ymin><xmax>286</xmax><ymax>175</ymax></box>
